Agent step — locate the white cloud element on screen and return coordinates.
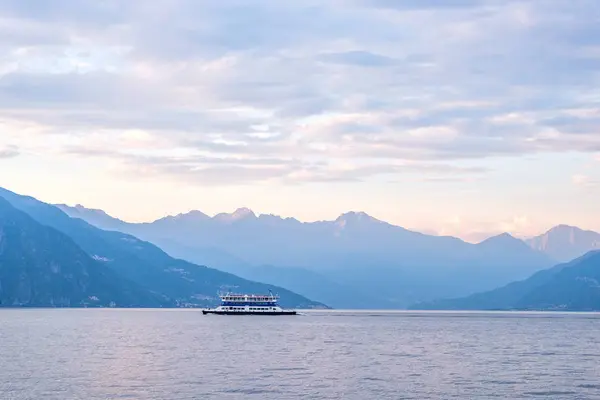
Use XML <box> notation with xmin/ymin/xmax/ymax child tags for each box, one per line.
<box><xmin>0</xmin><ymin>145</ymin><xmax>19</xmax><ymax>159</ymax></box>
<box><xmin>572</xmin><ymin>174</ymin><xmax>599</xmax><ymax>188</ymax></box>
<box><xmin>0</xmin><ymin>0</ymin><xmax>600</xmax><ymax>184</ymax></box>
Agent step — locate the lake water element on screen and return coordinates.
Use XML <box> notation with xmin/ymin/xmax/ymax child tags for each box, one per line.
<box><xmin>1</xmin><ymin>309</ymin><xmax>599</xmax><ymax>399</ymax></box>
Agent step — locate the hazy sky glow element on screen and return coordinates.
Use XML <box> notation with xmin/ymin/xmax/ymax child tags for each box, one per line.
<box><xmin>1</xmin><ymin>0</ymin><xmax>600</xmax><ymax>242</ymax></box>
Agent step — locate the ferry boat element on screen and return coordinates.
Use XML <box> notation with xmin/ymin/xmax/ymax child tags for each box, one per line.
<box><xmin>202</xmin><ymin>291</ymin><xmax>297</xmax><ymax>315</ymax></box>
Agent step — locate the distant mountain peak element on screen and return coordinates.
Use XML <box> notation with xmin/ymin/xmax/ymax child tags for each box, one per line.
<box><xmin>479</xmin><ymin>232</ymin><xmax>524</xmax><ymax>247</ymax></box>
<box><xmin>59</xmin><ymin>203</ymin><xmax>109</xmax><ymax>216</ymax></box>
<box><xmin>214</xmin><ymin>207</ymin><xmax>257</xmax><ymax>222</ymax></box>
<box><xmin>152</xmin><ymin>209</ymin><xmax>210</xmax><ymax>225</ymax></box>
<box><xmin>526</xmin><ymin>224</ymin><xmax>600</xmax><ymax>262</ymax></box>
<box><xmin>333</xmin><ymin>212</ymin><xmax>385</xmax><ymax>233</ymax></box>
<box><xmin>336</xmin><ymin>211</ymin><xmax>378</xmax><ymax>223</ymax></box>
<box><xmin>493</xmin><ymin>232</ymin><xmax>515</xmax><ymax>240</ymax></box>
<box><xmin>233</xmin><ymin>207</ymin><xmax>255</xmax><ymax>217</ymax></box>
<box><xmin>259</xmin><ymin>213</ymin><xmax>283</xmax><ymax>220</ymax></box>
<box><xmin>537</xmin><ymin>224</ymin><xmax>600</xmax><ymax>241</ymax></box>
<box><xmin>174</xmin><ymin>210</ymin><xmax>210</xmax><ymax>220</ymax></box>
<box><xmin>554</xmin><ymin>224</ymin><xmax>577</xmax><ymax>229</ymax></box>
<box><xmin>548</xmin><ymin>224</ymin><xmax>582</xmax><ymax>233</ymax></box>
<box><xmin>55</xmin><ymin>203</ymin><xmax>125</xmax><ymax>231</ymax></box>
<box><xmin>258</xmin><ymin>213</ymin><xmax>299</xmax><ymax>223</ymax></box>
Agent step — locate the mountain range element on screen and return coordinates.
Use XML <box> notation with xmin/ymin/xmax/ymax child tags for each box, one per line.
<box><xmin>411</xmin><ymin>250</ymin><xmax>600</xmax><ymax>311</ymax></box>
<box><xmin>57</xmin><ymin>204</ymin><xmax>571</xmax><ymax>308</ymax></box>
<box><xmin>3</xmin><ymin>185</ymin><xmax>600</xmax><ymax>310</ymax></box>
<box><xmin>56</xmin><ymin>204</ymin><xmax>600</xmax><ymax>265</ymax></box>
<box><xmin>0</xmin><ymin>187</ymin><xmax>324</xmax><ymax>309</ymax></box>
<box><xmin>52</xmin><ymin>206</ymin><xmax>386</xmax><ymax>308</ymax></box>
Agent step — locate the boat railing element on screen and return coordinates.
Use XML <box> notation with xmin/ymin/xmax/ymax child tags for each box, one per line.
<box><xmin>219</xmin><ymin>294</ymin><xmax>279</xmax><ymax>300</ymax></box>
<box><xmin>221</xmin><ymin>296</ymin><xmax>279</xmax><ymax>303</ymax></box>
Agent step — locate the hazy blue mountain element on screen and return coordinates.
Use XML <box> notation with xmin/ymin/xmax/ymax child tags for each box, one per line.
<box><xmin>411</xmin><ymin>251</ymin><xmax>600</xmax><ymax>311</ymax></box>
<box><xmin>57</xmin><ymin>204</ymin><xmax>555</xmax><ymax>308</ymax></box>
<box><xmin>134</xmin><ymin>238</ymin><xmax>380</xmax><ymax>308</ymax></box>
<box><xmin>315</xmin><ymin>232</ymin><xmax>554</xmax><ymax>306</ymax></box>
<box><xmin>57</xmin><ymin>206</ymin><xmax>391</xmax><ymax>308</ymax></box>
<box><xmin>1</xmin><ymin>188</ymin><xmax>325</xmax><ymax>309</ymax></box>
<box><xmin>0</xmin><ymin>197</ymin><xmax>167</xmax><ymax>307</ymax></box>
<box><xmin>217</xmin><ymin>264</ymin><xmax>391</xmax><ymax>309</ymax></box>
<box><xmin>55</xmin><ymin>204</ymin><xmax>127</xmax><ymax>232</ymax></box>
<box><xmin>516</xmin><ymin>251</ymin><xmax>600</xmax><ymax>311</ymax></box>
<box><xmin>526</xmin><ymin>225</ymin><xmax>600</xmax><ymax>262</ymax></box>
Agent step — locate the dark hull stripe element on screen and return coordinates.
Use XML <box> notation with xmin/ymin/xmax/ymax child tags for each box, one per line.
<box><xmin>202</xmin><ymin>310</ymin><xmax>297</xmax><ymax>316</ymax></box>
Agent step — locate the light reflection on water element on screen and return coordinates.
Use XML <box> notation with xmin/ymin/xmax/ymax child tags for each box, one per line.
<box><xmin>1</xmin><ymin>309</ymin><xmax>599</xmax><ymax>399</ymax></box>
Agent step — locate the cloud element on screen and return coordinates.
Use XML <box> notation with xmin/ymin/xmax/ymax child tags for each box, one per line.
<box><xmin>316</xmin><ymin>51</ymin><xmax>397</xmax><ymax>67</ymax></box>
<box><xmin>62</xmin><ymin>141</ymin><xmax>487</xmax><ymax>185</ymax></box>
<box><xmin>572</xmin><ymin>174</ymin><xmax>599</xmax><ymax>188</ymax></box>
<box><xmin>0</xmin><ymin>145</ymin><xmax>19</xmax><ymax>159</ymax></box>
<box><xmin>356</xmin><ymin>0</ymin><xmax>485</xmax><ymax>10</ymax></box>
<box><xmin>1</xmin><ymin>0</ymin><xmax>600</xmax><ymax>184</ymax></box>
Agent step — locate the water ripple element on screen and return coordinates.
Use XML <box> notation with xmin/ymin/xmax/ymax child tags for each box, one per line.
<box><xmin>0</xmin><ymin>309</ymin><xmax>599</xmax><ymax>399</ymax></box>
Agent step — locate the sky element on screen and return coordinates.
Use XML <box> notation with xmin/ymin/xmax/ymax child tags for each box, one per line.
<box><xmin>0</xmin><ymin>0</ymin><xmax>599</xmax><ymax>242</ymax></box>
